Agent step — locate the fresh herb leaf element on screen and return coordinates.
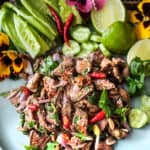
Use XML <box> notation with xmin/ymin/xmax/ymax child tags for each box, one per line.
<box><xmin>46</xmin><ymin>142</ymin><xmax>59</xmax><ymax>150</ymax></box>
<box><xmin>38</xmin><ymin>125</ymin><xmax>46</xmax><ymax>134</ymax></box>
<box><xmin>46</xmin><ymin>102</ymin><xmax>56</xmax><ymax>112</ymax></box>
<box><xmin>28</xmin><ymin>120</ymin><xmax>35</xmax><ymax>128</ymax></box>
<box><xmin>73</xmin><ymin>116</ymin><xmax>80</xmax><ymax>124</ymax></box>
<box><xmin>98</xmin><ymin>89</ymin><xmax>111</xmax><ymax>117</ymax></box>
<box><xmin>24</xmin><ymin>145</ymin><xmax>38</xmax><ymax>150</ymax></box>
<box><xmin>50</xmin><ymin>112</ymin><xmax>59</xmax><ymax>125</ymax></box>
<box><xmin>75</xmin><ymin>133</ymin><xmax>92</xmax><ymax>141</ymax></box>
<box><xmin>20</xmin><ymin>113</ymin><xmax>25</xmax><ymax>127</ymax></box>
<box><xmin>39</xmin><ymin>56</ymin><xmax>59</xmax><ymax>75</ymax></box>
<box><xmin>0</xmin><ymin>91</ymin><xmax>9</xmax><ymax>98</ymax></box>
<box><xmin>127</xmin><ymin>57</ymin><xmax>150</xmax><ymax>95</ymax></box>
<box><xmin>114</xmin><ymin>107</ymin><xmax>128</xmax><ymax>122</ymax></box>
<box><xmin>87</xmin><ymin>92</ymin><xmax>98</xmax><ymax>105</ymax></box>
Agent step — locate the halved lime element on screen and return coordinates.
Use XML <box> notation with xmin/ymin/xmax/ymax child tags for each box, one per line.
<box><xmin>129</xmin><ymin>108</ymin><xmax>148</xmax><ymax>128</ymax></box>
<box><xmin>91</xmin><ymin>0</ymin><xmax>125</xmax><ymax>33</ymax></box>
<box><xmin>127</xmin><ymin>39</ymin><xmax>150</xmax><ymax>64</ymax></box>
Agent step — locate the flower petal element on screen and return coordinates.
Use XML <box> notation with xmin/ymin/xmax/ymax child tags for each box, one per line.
<box><xmin>92</xmin><ymin>0</ymin><xmax>106</xmax><ymax>10</ymax></box>
<box><xmin>77</xmin><ymin>0</ymin><xmax>93</xmax><ymax>13</ymax></box>
<box><xmin>66</xmin><ymin>0</ymin><xmax>77</xmax><ymax>6</ymax></box>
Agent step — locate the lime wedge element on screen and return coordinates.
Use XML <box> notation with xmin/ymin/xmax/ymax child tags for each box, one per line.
<box><xmin>91</xmin><ymin>0</ymin><xmax>125</xmax><ymax>33</ymax></box>
<box><xmin>129</xmin><ymin>108</ymin><xmax>148</xmax><ymax>128</ymax></box>
<box><xmin>127</xmin><ymin>39</ymin><xmax>150</xmax><ymax>64</ymax></box>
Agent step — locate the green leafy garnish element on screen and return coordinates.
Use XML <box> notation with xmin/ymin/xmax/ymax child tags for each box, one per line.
<box><xmin>114</xmin><ymin>107</ymin><xmax>128</xmax><ymax>122</ymax></box>
<box><xmin>38</xmin><ymin>125</ymin><xmax>46</xmax><ymax>134</ymax></box>
<box><xmin>87</xmin><ymin>92</ymin><xmax>98</xmax><ymax>105</ymax></box>
<box><xmin>20</xmin><ymin>113</ymin><xmax>25</xmax><ymax>127</ymax></box>
<box><xmin>127</xmin><ymin>57</ymin><xmax>150</xmax><ymax>95</ymax></box>
<box><xmin>39</xmin><ymin>56</ymin><xmax>59</xmax><ymax>75</ymax></box>
<box><xmin>73</xmin><ymin>116</ymin><xmax>80</xmax><ymax>124</ymax></box>
<box><xmin>28</xmin><ymin>120</ymin><xmax>36</xmax><ymax>128</ymax></box>
<box><xmin>98</xmin><ymin>89</ymin><xmax>111</xmax><ymax>117</ymax></box>
<box><xmin>24</xmin><ymin>145</ymin><xmax>38</xmax><ymax>150</ymax></box>
<box><xmin>46</xmin><ymin>102</ymin><xmax>56</xmax><ymax>112</ymax></box>
<box><xmin>46</xmin><ymin>142</ymin><xmax>59</xmax><ymax>150</ymax></box>
<box><xmin>75</xmin><ymin>133</ymin><xmax>92</xmax><ymax>141</ymax></box>
<box><xmin>0</xmin><ymin>91</ymin><xmax>9</xmax><ymax>98</ymax></box>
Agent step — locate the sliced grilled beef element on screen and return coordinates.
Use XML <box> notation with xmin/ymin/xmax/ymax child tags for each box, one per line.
<box><xmin>74</xmin><ymin>99</ymin><xmax>99</xmax><ymax>116</ymax></box>
<box><xmin>72</xmin><ymin>108</ymin><xmax>88</xmax><ymax>134</ymax></box>
<box><xmin>94</xmin><ymin>79</ymin><xmax>116</xmax><ymax>90</ymax></box>
<box><xmin>75</xmin><ymin>58</ymin><xmax>92</xmax><ymax>75</ymax></box>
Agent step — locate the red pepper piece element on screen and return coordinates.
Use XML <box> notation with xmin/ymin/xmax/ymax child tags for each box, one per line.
<box><xmin>89</xmin><ymin>72</ymin><xmax>106</xmax><ymax>79</ymax></box>
<box><xmin>62</xmin><ymin>115</ymin><xmax>70</xmax><ymax>129</ymax></box>
<box><xmin>89</xmin><ymin>110</ymin><xmax>105</xmax><ymax>123</ymax></box>
<box><xmin>48</xmin><ymin>5</ymin><xmax>64</xmax><ymax>35</ymax></box>
<box><xmin>22</xmin><ymin>86</ymin><xmax>31</xmax><ymax>97</ymax></box>
<box><xmin>27</xmin><ymin>104</ymin><xmax>39</xmax><ymax>112</ymax></box>
<box><xmin>64</xmin><ymin>13</ymin><xmax>74</xmax><ymax>46</ymax></box>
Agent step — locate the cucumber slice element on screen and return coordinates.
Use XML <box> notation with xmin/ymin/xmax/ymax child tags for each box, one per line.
<box><xmin>99</xmin><ymin>43</ymin><xmax>111</xmax><ymax>57</ymax></box>
<box><xmin>3</xmin><ymin>2</ymin><xmax>54</xmax><ymax>40</ymax></box>
<box><xmin>141</xmin><ymin>95</ymin><xmax>150</xmax><ymax>109</ymax></box>
<box><xmin>90</xmin><ymin>34</ymin><xmax>101</xmax><ymax>43</ymax></box>
<box><xmin>91</xmin><ymin>0</ymin><xmax>125</xmax><ymax>33</ymax></box>
<box><xmin>62</xmin><ymin>40</ymin><xmax>80</xmax><ymax>56</ymax></box>
<box><xmin>71</xmin><ymin>26</ymin><xmax>91</xmax><ymax>43</ymax></box>
<box><xmin>129</xmin><ymin>108</ymin><xmax>148</xmax><ymax>128</ymax></box>
<box><xmin>20</xmin><ymin>0</ymin><xmax>57</xmax><ymax>37</ymax></box>
<box><xmin>77</xmin><ymin>42</ymin><xmax>98</xmax><ymax>58</ymax></box>
<box><xmin>141</xmin><ymin>107</ymin><xmax>150</xmax><ymax>123</ymax></box>
<box><xmin>2</xmin><ymin>9</ymin><xmax>26</xmax><ymax>51</ymax></box>
<box><xmin>13</xmin><ymin>14</ymin><xmax>41</xmax><ymax>58</ymax></box>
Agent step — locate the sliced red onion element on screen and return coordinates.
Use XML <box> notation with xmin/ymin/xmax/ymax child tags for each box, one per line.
<box><xmin>92</xmin><ymin>0</ymin><xmax>106</xmax><ymax>10</ymax></box>
<box><xmin>77</xmin><ymin>0</ymin><xmax>93</xmax><ymax>13</ymax></box>
<box><xmin>57</xmin><ymin>134</ymin><xmax>67</xmax><ymax>148</ymax></box>
<box><xmin>66</xmin><ymin>0</ymin><xmax>77</xmax><ymax>6</ymax></box>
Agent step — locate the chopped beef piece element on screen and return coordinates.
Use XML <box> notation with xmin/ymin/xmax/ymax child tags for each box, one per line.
<box><xmin>112</xmin><ymin>67</ymin><xmax>122</xmax><ymax>82</ymax></box>
<box><xmin>122</xmin><ymin>65</ymin><xmax>130</xmax><ymax>78</ymax></box>
<box><xmin>116</xmin><ymin>98</ymin><xmax>124</xmax><ymax>108</ymax></box>
<box><xmin>119</xmin><ymin>88</ymin><xmax>130</xmax><ymax>102</ymax></box>
<box><xmin>37</xmin><ymin>109</ymin><xmax>55</xmax><ymax>132</ymax></box>
<box><xmin>112</xmin><ymin>58</ymin><xmax>126</xmax><ymax>66</ymax></box>
<box><xmin>67</xmin><ymin>84</ymin><xmax>93</xmax><ymax>102</ymax></box>
<box><xmin>52</xmin><ymin>57</ymin><xmax>74</xmax><ymax>79</ymax></box>
<box><xmin>100</xmin><ymin>57</ymin><xmax>112</xmax><ymax>72</ymax></box>
<box><xmin>98</xmin><ymin>119</ymin><xmax>108</xmax><ymax>131</ymax></box>
<box><xmin>74</xmin><ymin>99</ymin><xmax>99</xmax><ymax>116</ymax></box>
<box><xmin>94</xmin><ymin>79</ymin><xmax>115</xmax><ymax>90</ymax></box>
<box><xmin>109</xmin><ymin>88</ymin><xmax>120</xmax><ymax>101</ymax></box>
<box><xmin>26</xmin><ymin>73</ymin><xmax>41</xmax><ymax>92</ymax></box>
<box><xmin>29</xmin><ymin>130</ymin><xmax>40</xmax><ymax>147</ymax></box>
<box><xmin>69</xmin><ymin>136</ymin><xmax>83</xmax><ymax>149</ymax></box>
<box><xmin>43</xmin><ymin>77</ymin><xmax>57</xmax><ymax>98</ymax></box>
<box><xmin>8</xmin><ymin>88</ymin><xmax>21</xmax><ymax>106</ymax></box>
<box><xmin>68</xmin><ymin>136</ymin><xmax>92</xmax><ymax>150</ymax></box>
<box><xmin>98</xmin><ymin>142</ymin><xmax>113</xmax><ymax>150</ymax></box>
<box><xmin>61</xmin><ymin>92</ymin><xmax>72</xmax><ymax>118</ymax></box>
<box><xmin>29</xmin><ymin>130</ymin><xmax>50</xmax><ymax>150</ymax></box>
<box><xmin>72</xmin><ymin>108</ymin><xmax>88</xmax><ymax>134</ymax></box>
<box><xmin>24</xmin><ymin>109</ymin><xmax>35</xmax><ymax>124</ymax></box>
<box><xmin>75</xmin><ymin>58</ymin><xmax>92</xmax><ymax>75</ymax></box>
<box><xmin>89</xmin><ymin>51</ymin><xmax>104</xmax><ymax>65</ymax></box>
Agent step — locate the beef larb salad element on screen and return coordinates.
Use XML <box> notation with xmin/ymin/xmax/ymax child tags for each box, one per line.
<box><xmin>0</xmin><ymin>0</ymin><xmax>150</xmax><ymax>150</ymax></box>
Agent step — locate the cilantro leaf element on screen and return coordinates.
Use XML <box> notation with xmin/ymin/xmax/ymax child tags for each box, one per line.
<box><xmin>46</xmin><ymin>142</ymin><xmax>58</xmax><ymax>150</ymax></box>
<box><xmin>114</xmin><ymin>107</ymin><xmax>128</xmax><ymax>122</ymax></box>
<box><xmin>24</xmin><ymin>145</ymin><xmax>38</xmax><ymax>150</ymax></box>
<box><xmin>39</xmin><ymin>56</ymin><xmax>59</xmax><ymax>75</ymax></box>
<box><xmin>126</xmin><ymin>57</ymin><xmax>150</xmax><ymax>95</ymax></box>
